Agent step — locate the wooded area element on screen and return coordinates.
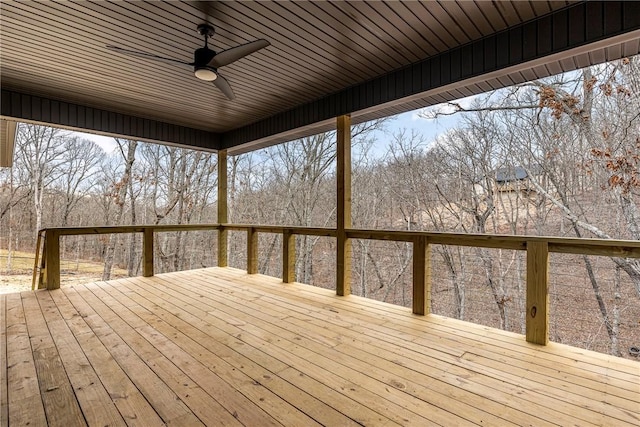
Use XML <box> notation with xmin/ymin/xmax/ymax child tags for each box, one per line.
<box><xmin>1</xmin><ymin>57</ymin><xmax>639</xmax><ymax>359</ymax></box>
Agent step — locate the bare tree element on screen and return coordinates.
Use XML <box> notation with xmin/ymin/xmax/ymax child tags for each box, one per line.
<box><xmin>102</xmin><ymin>139</ymin><xmax>137</xmax><ymax>280</ymax></box>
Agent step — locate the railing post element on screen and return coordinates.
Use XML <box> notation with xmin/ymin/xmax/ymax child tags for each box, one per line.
<box><xmin>336</xmin><ymin>114</ymin><xmax>352</xmax><ymax>296</ymax></box>
<box><xmin>218</xmin><ymin>150</ymin><xmax>228</xmax><ymax>267</ymax></box>
<box><xmin>32</xmin><ymin>230</ymin><xmax>43</xmax><ymax>290</ymax></box>
<box><xmin>283</xmin><ymin>230</ymin><xmax>295</xmax><ymax>283</ymax></box>
<box><xmin>44</xmin><ymin>230</ymin><xmax>61</xmax><ymax>290</ymax></box>
<box><xmin>143</xmin><ymin>228</ymin><xmax>154</xmax><ymax>277</ymax></box>
<box><xmin>526</xmin><ymin>241</ymin><xmax>549</xmax><ymax>345</ymax></box>
<box><xmin>412</xmin><ymin>236</ymin><xmax>431</xmax><ymax>315</ymax></box>
<box><xmin>37</xmin><ymin>232</ymin><xmax>47</xmax><ymax>289</ymax></box>
<box><xmin>247</xmin><ymin>227</ymin><xmax>258</xmax><ymax>274</ymax></box>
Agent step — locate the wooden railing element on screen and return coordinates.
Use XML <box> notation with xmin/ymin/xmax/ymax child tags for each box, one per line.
<box><xmin>33</xmin><ymin>224</ymin><xmax>640</xmax><ymax>346</ymax></box>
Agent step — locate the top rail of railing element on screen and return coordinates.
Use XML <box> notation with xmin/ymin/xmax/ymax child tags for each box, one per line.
<box><xmin>38</xmin><ymin>223</ymin><xmax>640</xmax><ymax>257</ymax></box>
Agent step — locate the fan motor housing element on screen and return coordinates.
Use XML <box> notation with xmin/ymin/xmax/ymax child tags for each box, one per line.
<box><xmin>194</xmin><ymin>47</ymin><xmax>216</xmax><ymax>67</ymax></box>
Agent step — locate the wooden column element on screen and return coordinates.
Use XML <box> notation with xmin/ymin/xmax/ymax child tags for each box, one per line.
<box><xmin>218</xmin><ymin>150</ymin><xmax>228</xmax><ymax>267</ymax></box>
<box><xmin>412</xmin><ymin>236</ymin><xmax>431</xmax><ymax>315</ymax></box>
<box><xmin>44</xmin><ymin>230</ymin><xmax>61</xmax><ymax>290</ymax></box>
<box><xmin>526</xmin><ymin>241</ymin><xmax>549</xmax><ymax>345</ymax></box>
<box><xmin>336</xmin><ymin>115</ymin><xmax>352</xmax><ymax>296</ymax></box>
<box><xmin>36</xmin><ymin>233</ymin><xmax>47</xmax><ymax>290</ymax></box>
<box><xmin>247</xmin><ymin>227</ymin><xmax>258</xmax><ymax>274</ymax></box>
<box><xmin>283</xmin><ymin>230</ymin><xmax>295</xmax><ymax>283</ymax></box>
<box><xmin>143</xmin><ymin>228</ymin><xmax>154</xmax><ymax>277</ymax></box>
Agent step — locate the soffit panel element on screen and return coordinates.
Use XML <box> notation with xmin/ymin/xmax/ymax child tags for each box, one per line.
<box><xmin>3</xmin><ymin>0</ymin><xmax>637</xmax><ymax>154</ymax></box>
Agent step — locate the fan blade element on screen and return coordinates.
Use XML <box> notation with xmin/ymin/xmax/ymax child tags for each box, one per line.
<box><xmin>213</xmin><ymin>74</ymin><xmax>235</xmax><ymax>100</ymax></box>
<box><xmin>106</xmin><ymin>45</ymin><xmax>192</xmax><ymax>66</ymax></box>
<box><xmin>208</xmin><ymin>39</ymin><xmax>270</xmax><ymax>68</ymax></box>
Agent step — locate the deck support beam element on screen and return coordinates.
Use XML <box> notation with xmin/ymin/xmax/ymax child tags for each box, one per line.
<box><xmin>283</xmin><ymin>230</ymin><xmax>295</xmax><ymax>283</ymax></box>
<box><xmin>526</xmin><ymin>241</ymin><xmax>549</xmax><ymax>345</ymax></box>
<box><xmin>336</xmin><ymin>115</ymin><xmax>352</xmax><ymax>296</ymax></box>
<box><xmin>412</xmin><ymin>236</ymin><xmax>431</xmax><ymax>315</ymax></box>
<box><xmin>218</xmin><ymin>150</ymin><xmax>228</xmax><ymax>267</ymax></box>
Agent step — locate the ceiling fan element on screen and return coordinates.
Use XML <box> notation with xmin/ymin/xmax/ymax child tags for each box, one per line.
<box><xmin>106</xmin><ymin>23</ymin><xmax>270</xmax><ymax>100</ymax></box>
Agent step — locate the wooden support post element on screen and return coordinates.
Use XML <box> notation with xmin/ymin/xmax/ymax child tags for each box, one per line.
<box><xmin>218</xmin><ymin>150</ymin><xmax>228</xmax><ymax>267</ymax></box>
<box><xmin>412</xmin><ymin>236</ymin><xmax>431</xmax><ymax>315</ymax></box>
<box><xmin>32</xmin><ymin>230</ymin><xmax>43</xmax><ymax>290</ymax></box>
<box><xmin>44</xmin><ymin>230</ymin><xmax>61</xmax><ymax>290</ymax></box>
<box><xmin>336</xmin><ymin>115</ymin><xmax>352</xmax><ymax>296</ymax></box>
<box><xmin>526</xmin><ymin>241</ymin><xmax>549</xmax><ymax>345</ymax></box>
<box><xmin>283</xmin><ymin>230</ymin><xmax>295</xmax><ymax>283</ymax></box>
<box><xmin>37</xmin><ymin>234</ymin><xmax>47</xmax><ymax>290</ymax></box>
<box><xmin>143</xmin><ymin>228</ymin><xmax>154</xmax><ymax>277</ymax></box>
<box><xmin>247</xmin><ymin>227</ymin><xmax>258</xmax><ymax>274</ymax></box>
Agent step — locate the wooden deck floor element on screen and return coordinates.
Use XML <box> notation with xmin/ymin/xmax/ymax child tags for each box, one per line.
<box><xmin>1</xmin><ymin>267</ymin><xmax>639</xmax><ymax>426</ymax></box>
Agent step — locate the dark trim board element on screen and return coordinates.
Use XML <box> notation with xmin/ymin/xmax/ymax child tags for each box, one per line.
<box><xmin>220</xmin><ymin>1</ymin><xmax>640</xmax><ymax>152</ymax></box>
<box><xmin>0</xmin><ymin>89</ymin><xmax>220</xmax><ymax>151</ymax></box>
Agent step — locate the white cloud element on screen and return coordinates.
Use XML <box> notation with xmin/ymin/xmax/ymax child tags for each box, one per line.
<box><xmin>72</xmin><ymin>131</ymin><xmax>118</xmax><ymax>153</ymax></box>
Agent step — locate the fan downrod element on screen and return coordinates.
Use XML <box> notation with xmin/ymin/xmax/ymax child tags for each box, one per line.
<box><xmin>197</xmin><ymin>23</ymin><xmax>215</xmax><ymax>38</ymax></box>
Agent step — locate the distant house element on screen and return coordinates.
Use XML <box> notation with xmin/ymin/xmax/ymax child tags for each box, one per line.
<box><xmin>494</xmin><ymin>166</ymin><xmax>538</xmax><ymax>192</ymax></box>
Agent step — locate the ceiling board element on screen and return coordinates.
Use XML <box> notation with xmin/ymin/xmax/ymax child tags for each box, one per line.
<box><xmin>1</xmin><ymin>0</ymin><xmax>638</xmax><ymax>156</ymax></box>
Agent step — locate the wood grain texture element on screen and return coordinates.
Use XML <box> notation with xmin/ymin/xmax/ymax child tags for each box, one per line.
<box><xmin>44</xmin><ymin>230</ymin><xmax>60</xmax><ymax>290</ymax></box>
<box><xmin>526</xmin><ymin>241</ymin><xmax>550</xmax><ymax>345</ymax></box>
<box><xmin>412</xmin><ymin>236</ymin><xmax>431</xmax><ymax>315</ymax></box>
<box><xmin>336</xmin><ymin>114</ymin><xmax>352</xmax><ymax>296</ymax></box>
<box><xmin>217</xmin><ymin>150</ymin><xmax>228</xmax><ymax>267</ymax></box>
<box><xmin>143</xmin><ymin>227</ymin><xmax>154</xmax><ymax>277</ymax></box>
<box><xmin>282</xmin><ymin>230</ymin><xmax>295</xmax><ymax>283</ymax></box>
<box><xmin>0</xmin><ymin>295</ymin><xmax>8</xmax><ymax>427</ymax></box>
<box><xmin>21</xmin><ymin>291</ymin><xmax>86</xmax><ymax>426</ymax></box>
<box><xmin>4</xmin><ymin>293</ymin><xmax>48</xmax><ymax>426</ymax></box>
<box><xmin>247</xmin><ymin>227</ymin><xmax>258</xmax><ymax>274</ymax></box>
<box><xmin>3</xmin><ymin>268</ymin><xmax>639</xmax><ymax>426</ymax></box>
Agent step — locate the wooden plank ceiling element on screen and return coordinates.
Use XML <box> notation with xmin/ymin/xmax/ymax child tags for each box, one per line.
<box><xmin>1</xmin><ymin>1</ymin><xmax>639</xmax><ymax>154</ymax></box>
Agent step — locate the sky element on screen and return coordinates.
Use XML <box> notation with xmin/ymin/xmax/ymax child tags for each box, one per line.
<box><xmin>72</xmin><ymin>132</ymin><xmax>120</xmax><ymax>154</ymax></box>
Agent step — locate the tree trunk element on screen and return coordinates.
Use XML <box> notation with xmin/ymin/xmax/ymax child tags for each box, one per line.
<box><xmin>103</xmin><ymin>140</ymin><xmax>137</xmax><ymax>280</ymax></box>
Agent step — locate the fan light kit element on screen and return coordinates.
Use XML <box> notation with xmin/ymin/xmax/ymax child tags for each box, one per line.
<box><xmin>106</xmin><ymin>23</ymin><xmax>270</xmax><ymax>100</ymax></box>
<box><xmin>195</xmin><ymin>68</ymin><xmax>217</xmax><ymax>81</ymax></box>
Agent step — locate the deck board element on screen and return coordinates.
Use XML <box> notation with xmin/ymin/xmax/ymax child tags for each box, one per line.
<box><xmin>21</xmin><ymin>291</ymin><xmax>86</xmax><ymax>427</ymax></box>
<box><xmin>5</xmin><ymin>292</ymin><xmax>48</xmax><ymax>426</ymax></box>
<box><xmin>2</xmin><ymin>267</ymin><xmax>639</xmax><ymax>426</ymax></box>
